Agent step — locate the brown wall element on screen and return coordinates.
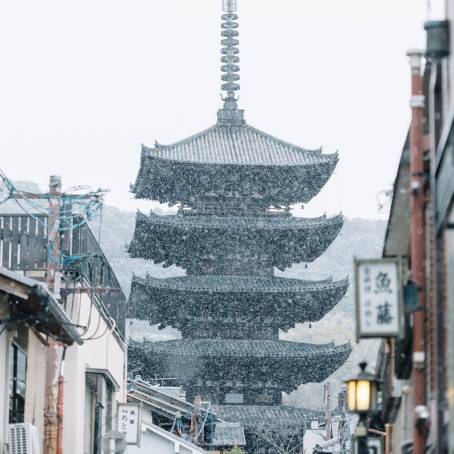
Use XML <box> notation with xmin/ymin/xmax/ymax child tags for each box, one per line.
<box><xmin>24</xmin><ymin>330</ymin><xmax>47</xmax><ymax>439</ymax></box>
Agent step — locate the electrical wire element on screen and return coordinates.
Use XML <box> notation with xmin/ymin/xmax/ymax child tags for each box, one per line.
<box><xmin>1</xmin><ymin>167</ymin><xmax>106</xmax><ymax>268</ymax></box>
<box><xmin>1</xmin><ymin>167</ymin><xmax>115</xmax><ymax>343</ymax></box>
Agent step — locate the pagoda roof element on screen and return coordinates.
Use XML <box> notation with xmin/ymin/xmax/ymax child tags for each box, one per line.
<box><xmin>127</xmin><ymin>274</ymin><xmax>349</xmax><ymax>331</ymax></box>
<box><xmin>134</xmin><ymin>210</ymin><xmax>342</xmax><ymax>230</ymax></box>
<box><xmin>128</xmin><ymin>339</ymin><xmax>351</xmax><ymax>392</ymax></box>
<box><xmin>131</xmin><ymin>273</ymin><xmax>342</xmax><ymax>293</ymax></box>
<box><xmin>143</xmin><ymin>124</ymin><xmax>336</xmax><ymax>167</ymax></box>
<box><xmin>133</xmin><ymin>126</ymin><xmax>338</xmax><ymax>206</ymax></box>
<box><xmin>129</xmin><ymin>338</ymin><xmax>350</xmax><ymax>359</ymax></box>
<box><xmin>128</xmin><ymin>211</ymin><xmax>343</xmax><ymax>271</ymax></box>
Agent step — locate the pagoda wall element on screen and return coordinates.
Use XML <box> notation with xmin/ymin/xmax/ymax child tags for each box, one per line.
<box><xmin>179</xmin><ymin>322</ymin><xmax>279</xmax><ymax>340</ymax></box>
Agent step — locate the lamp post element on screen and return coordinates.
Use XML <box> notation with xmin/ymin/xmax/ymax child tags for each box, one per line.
<box><xmin>345</xmin><ymin>362</ymin><xmax>379</xmax><ymax>454</ymax></box>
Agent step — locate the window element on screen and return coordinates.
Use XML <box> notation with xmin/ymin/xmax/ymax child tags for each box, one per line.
<box><xmin>84</xmin><ymin>372</ymin><xmax>116</xmax><ymax>454</ymax></box>
<box><xmin>105</xmin><ymin>384</ymin><xmax>115</xmax><ymax>432</ymax></box>
<box><xmin>9</xmin><ymin>344</ymin><xmax>27</xmax><ymax>423</ymax></box>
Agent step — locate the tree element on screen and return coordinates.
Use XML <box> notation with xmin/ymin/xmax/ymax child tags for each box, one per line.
<box><xmin>248</xmin><ymin>424</ymin><xmax>305</xmax><ymax>454</ymax></box>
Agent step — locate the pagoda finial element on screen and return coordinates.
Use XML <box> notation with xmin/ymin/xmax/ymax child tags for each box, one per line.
<box><xmin>217</xmin><ymin>0</ymin><xmax>245</xmax><ymax>126</ymax></box>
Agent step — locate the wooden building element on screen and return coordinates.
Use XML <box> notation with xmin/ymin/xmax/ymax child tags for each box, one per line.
<box><xmin>378</xmin><ymin>10</ymin><xmax>454</xmax><ymax>454</ymax></box>
<box><xmin>127</xmin><ymin>1</ymin><xmax>351</xmax><ymax>452</ymax></box>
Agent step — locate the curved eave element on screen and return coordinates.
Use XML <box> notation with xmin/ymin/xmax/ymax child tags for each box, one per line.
<box><xmin>128</xmin><ymin>211</ymin><xmax>344</xmax><ymax>268</ymax></box>
<box><xmin>128</xmin><ymin>339</ymin><xmax>352</xmax><ymax>388</ymax></box>
<box><xmin>132</xmin><ymin>149</ymin><xmax>338</xmax><ymax>205</ymax></box>
<box><xmin>127</xmin><ymin>275</ymin><xmax>349</xmax><ymax>328</ymax></box>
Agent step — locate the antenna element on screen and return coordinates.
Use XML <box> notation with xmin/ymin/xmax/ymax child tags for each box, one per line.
<box><xmin>220</xmin><ymin>0</ymin><xmax>240</xmax><ymax>103</ymax></box>
<box><xmin>217</xmin><ymin>0</ymin><xmax>245</xmax><ymax>125</ymax></box>
<box><xmin>222</xmin><ymin>0</ymin><xmax>237</xmax><ymax>13</ymax></box>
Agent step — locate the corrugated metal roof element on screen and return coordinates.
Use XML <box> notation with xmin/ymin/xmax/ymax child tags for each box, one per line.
<box><xmin>143</xmin><ymin>124</ymin><xmax>337</xmax><ymax>167</ymax></box>
<box><xmin>132</xmin><ymin>339</ymin><xmax>351</xmax><ymax>359</ymax></box>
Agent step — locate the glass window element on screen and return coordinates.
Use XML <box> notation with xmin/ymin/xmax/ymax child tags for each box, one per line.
<box><xmin>9</xmin><ymin>344</ymin><xmax>27</xmax><ymax>423</ymax></box>
<box><xmin>84</xmin><ymin>372</ymin><xmax>116</xmax><ymax>454</ymax></box>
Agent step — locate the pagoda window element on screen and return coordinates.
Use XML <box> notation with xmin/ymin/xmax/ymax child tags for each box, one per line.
<box><xmin>225</xmin><ymin>393</ymin><xmax>243</xmax><ymax>404</ymax></box>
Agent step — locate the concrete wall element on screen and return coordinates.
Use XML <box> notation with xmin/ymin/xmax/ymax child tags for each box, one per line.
<box><xmin>63</xmin><ymin>291</ymin><xmax>126</xmax><ymax>454</ymax></box>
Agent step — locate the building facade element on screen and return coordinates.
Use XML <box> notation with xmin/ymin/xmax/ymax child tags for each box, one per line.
<box><xmin>127</xmin><ymin>1</ymin><xmax>350</xmax><ymax>452</ymax></box>
<box><xmin>0</xmin><ymin>207</ymin><xmax>127</xmax><ymax>454</ymax></box>
<box><xmin>0</xmin><ymin>266</ymin><xmax>81</xmax><ymax>453</ymax></box>
<box><xmin>379</xmin><ymin>5</ymin><xmax>454</xmax><ymax>453</ymax></box>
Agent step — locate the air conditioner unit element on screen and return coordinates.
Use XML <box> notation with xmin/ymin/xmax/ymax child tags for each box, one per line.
<box><xmin>8</xmin><ymin>423</ymin><xmax>40</xmax><ymax>454</ymax></box>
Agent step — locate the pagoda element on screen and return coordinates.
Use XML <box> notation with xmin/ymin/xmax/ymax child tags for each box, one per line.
<box><xmin>128</xmin><ymin>0</ymin><xmax>351</xmax><ymax>449</ymax></box>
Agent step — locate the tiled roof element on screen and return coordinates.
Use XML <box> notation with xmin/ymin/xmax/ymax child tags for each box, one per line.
<box><xmin>128</xmin><ymin>274</ymin><xmax>349</xmax><ymax>330</ymax></box>
<box><xmin>212</xmin><ymin>405</ymin><xmax>322</xmax><ymax>427</ymax></box>
<box><xmin>143</xmin><ymin>124</ymin><xmax>337</xmax><ymax>167</ymax></box>
<box><xmin>128</xmin><ymin>340</ymin><xmax>351</xmax><ymax>390</ymax></box>
<box><xmin>136</xmin><ymin>211</ymin><xmax>343</xmax><ymax>231</ymax></box>
<box><xmin>131</xmin><ymin>339</ymin><xmax>351</xmax><ymax>359</ymax></box>
<box><xmin>128</xmin><ymin>211</ymin><xmax>344</xmax><ymax>269</ymax></box>
<box><xmin>131</xmin><ymin>274</ymin><xmax>345</xmax><ymax>294</ymax></box>
<box><xmin>212</xmin><ymin>422</ymin><xmax>246</xmax><ymax>446</ymax></box>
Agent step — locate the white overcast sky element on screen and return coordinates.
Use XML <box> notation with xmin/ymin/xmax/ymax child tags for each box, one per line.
<box><xmin>0</xmin><ymin>0</ymin><xmax>433</xmax><ymax>219</ymax></box>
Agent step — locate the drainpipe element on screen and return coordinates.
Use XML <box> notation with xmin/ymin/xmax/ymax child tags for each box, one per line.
<box><xmin>406</xmin><ymin>49</ymin><xmax>428</xmax><ymax>454</ymax></box>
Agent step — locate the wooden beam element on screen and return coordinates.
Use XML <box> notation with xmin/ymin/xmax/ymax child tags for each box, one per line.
<box><xmin>0</xmin><ymin>275</ymin><xmax>30</xmax><ymax>300</ymax></box>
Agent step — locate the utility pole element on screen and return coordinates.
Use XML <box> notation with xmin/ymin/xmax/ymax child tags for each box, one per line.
<box><xmin>0</xmin><ymin>172</ymin><xmax>108</xmax><ymax>453</ymax></box>
<box><xmin>324</xmin><ymin>382</ymin><xmax>332</xmax><ymax>441</ymax></box>
<box><xmin>407</xmin><ymin>49</ymin><xmax>428</xmax><ymax>454</ymax></box>
<box><xmin>44</xmin><ymin>175</ymin><xmax>63</xmax><ymax>454</ymax></box>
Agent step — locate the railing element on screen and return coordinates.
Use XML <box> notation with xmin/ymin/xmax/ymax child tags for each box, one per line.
<box><xmin>0</xmin><ymin>214</ymin><xmax>48</xmax><ymax>275</ymax></box>
<box><xmin>0</xmin><ymin>213</ymin><xmax>126</xmax><ymax>339</ymax></box>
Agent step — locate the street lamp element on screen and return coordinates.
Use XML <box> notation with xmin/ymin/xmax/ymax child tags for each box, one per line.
<box><xmin>346</xmin><ymin>362</ymin><xmax>378</xmax><ymax>413</ymax></box>
<box><xmin>345</xmin><ymin>362</ymin><xmax>379</xmax><ymax>454</ymax></box>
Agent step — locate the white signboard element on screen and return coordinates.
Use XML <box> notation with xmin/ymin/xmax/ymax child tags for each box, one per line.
<box><xmin>117</xmin><ymin>403</ymin><xmax>141</xmax><ymax>446</ymax></box>
<box><xmin>355</xmin><ymin>258</ymin><xmax>403</xmax><ymax>339</ymax></box>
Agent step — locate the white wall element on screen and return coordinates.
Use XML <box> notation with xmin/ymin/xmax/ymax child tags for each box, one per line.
<box><xmin>24</xmin><ymin>332</ymin><xmax>47</xmax><ymax>438</ymax></box>
<box><xmin>0</xmin><ymin>327</ymin><xmax>9</xmax><ymax>453</ymax></box>
<box><xmin>63</xmin><ymin>292</ymin><xmax>126</xmax><ymax>454</ymax></box>
<box><xmin>445</xmin><ymin>208</ymin><xmax>454</xmax><ymax>452</ymax></box>
<box><xmin>128</xmin><ymin>426</ymin><xmax>205</xmax><ymax>454</ymax></box>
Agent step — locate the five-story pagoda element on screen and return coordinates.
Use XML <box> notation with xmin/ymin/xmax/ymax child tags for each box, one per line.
<box><xmin>128</xmin><ymin>0</ymin><xmax>350</xmax><ymax>428</ymax></box>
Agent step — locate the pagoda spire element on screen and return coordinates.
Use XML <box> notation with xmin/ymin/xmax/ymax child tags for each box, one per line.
<box><xmin>217</xmin><ymin>0</ymin><xmax>245</xmax><ymax>126</ymax></box>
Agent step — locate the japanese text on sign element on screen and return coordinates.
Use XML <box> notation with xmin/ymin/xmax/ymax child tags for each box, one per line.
<box><xmin>355</xmin><ymin>259</ymin><xmax>403</xmax><ymax>339</ymax></box>
<box><xmin>117</xmin><ymin>403</ymin><xmax>141</xmax><ymax>445</ymax></box>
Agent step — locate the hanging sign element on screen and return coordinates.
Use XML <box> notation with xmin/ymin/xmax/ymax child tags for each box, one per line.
<box><xmin>354</xmin><ymin>258</ymin><xmax>404</xmax><ymax>340</ymax></box>
<box><xmin>117</xmin><ymin>403</ymin><xmax>141</xmax><ymax>446</ymax></box>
